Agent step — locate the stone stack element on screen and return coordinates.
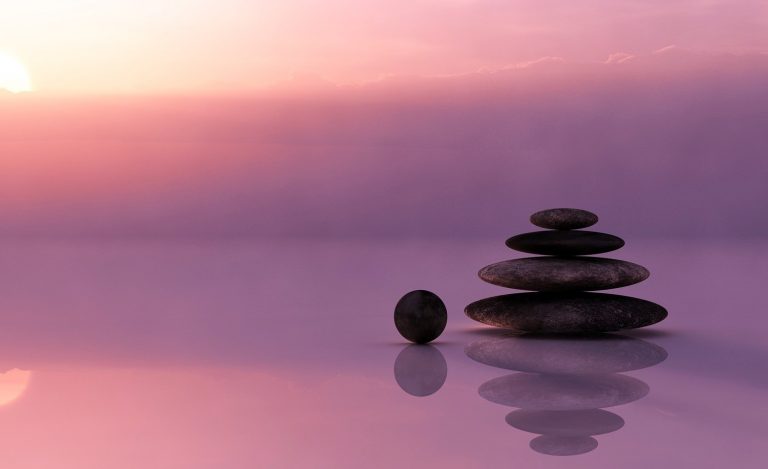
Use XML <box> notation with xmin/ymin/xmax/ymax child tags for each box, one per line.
<box><xmin>465</xmin><ymin>208</ymin><xmax>667</xmax><ymax>333</ymax></box>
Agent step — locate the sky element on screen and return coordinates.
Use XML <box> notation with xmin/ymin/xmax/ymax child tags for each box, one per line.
<box><xmin>0</xmin><ymin>1</ymin><xmax>767</xmax><ymax>239</ymax></box>
<box><xmin>1</xmin><ymin>0</ymin><xmax>767</xmax><ymax>93</ymax></box>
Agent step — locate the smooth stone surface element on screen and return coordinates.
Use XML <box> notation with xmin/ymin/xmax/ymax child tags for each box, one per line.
<box><xmin>466</xmin><ymin>334</ymin><xmax>668</xmax><ymax>374</ymax></box>
<box><xmin>393</xmin><ymin>345</ymin><xmax>447</xmax><ymax>397</ymax></box>
<box><xmin>464</xmin><ymin>292</ymin><xmax>668</xmax><ymax>333</ymax></box>
<box><xmin>394</xmin><ymin>290</ymin><xmax>447</xmax><ymax>343</ymax></box>
<box><xmin>530</xmin><ymin>208</ymin><xmax>598</xmax><ymax>230</ymax></box>
<box><xmin>506</xmin><ymin>409</ymin><xmax>625</xmax><ymax>437</ymax></box>
<box><xmin>505</xmin><ymin>230</ymin><xmax>625</xmax><ymax>256</ymax></box>
<box><xmin>479</xmin><ymin>373</ymin><xmax>649</xmax><ymax>410</ymax></box>
<box><xmin>478</xmin><ymin>257</ymin><xmax>650</xmax><ymax>291</ymax></box>
<box><xmin>530</xmin><ymin>435</ymin><xmax>598</xmax><ymax>456</ymax></box>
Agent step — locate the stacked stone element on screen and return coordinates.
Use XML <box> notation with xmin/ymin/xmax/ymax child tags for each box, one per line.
<box><xmin>465</xmin><ymin>208</ymin><xmax>667</xmax><ymax>333</ymax></box>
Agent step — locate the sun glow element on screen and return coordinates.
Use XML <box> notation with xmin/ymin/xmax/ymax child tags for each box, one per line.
<box><xmin>0</xmin><ymin>53</ymin><xmax>32</xmax><ymax>93</ymax></box>
<box><xmin>0</xmin><ymin>369</ymin><xmax>32</xmax><ymax>406</ymax></box>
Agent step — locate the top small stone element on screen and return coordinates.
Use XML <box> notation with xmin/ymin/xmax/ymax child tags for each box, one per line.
<box><xmin>530</xmin><ymin>208</ymin><xmax>598</xmax><ymax>230</ymax></box>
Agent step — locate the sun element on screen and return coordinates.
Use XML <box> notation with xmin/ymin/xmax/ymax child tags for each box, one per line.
<box><xmin>0</xmin><ymin>369</ymin><xmax>31</xmax><ymax>406</ymax></box>
<box><xmin>0</xmin><ymin>52</ymin><xmax>32</xmax><ymax>93</ymax></box>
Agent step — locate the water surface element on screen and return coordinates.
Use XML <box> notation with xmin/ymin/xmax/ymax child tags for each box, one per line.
<box><xmin>0</xmin><ymin>239</ymin><xmax>763</xmax><ymax>468</ymax></box>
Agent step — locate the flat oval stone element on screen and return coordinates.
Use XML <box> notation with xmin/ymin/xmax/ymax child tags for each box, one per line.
<box><xmin>479</xmin><ymin>257</ymin><xmax>649</xmax><ymax>291</ymax></box>
<box><xmin>464</xmin><ymin>292</ymin><xmax>668</xmax><ymax>333</ymax></box>
<box><xmin>466</xmin><ymin>334</ymin><xmax>668</xmax><ymax>373</ymax></box>
<box><xmin>394</xmin><ymin>290</ymin><xmax>447</xmax><ymax>343</ymax></box>
<box><xmin>506</xmin><ymin>409</ymin><xmax>625</xmax><ymax>437</ymax></box>
<box><xmin>479</xmin><ymin>373</ymin><xmax>649</xmax><ymax>410</ymax></box>
<box><xmin>505</xmin><ymin>231</ymin><xmax>624</xmax><ymax>256</ymax></box>
<box><xmin>530</xmin><ymin>208</ymin><xmax>598</xmax><ymax>230</ymax></box>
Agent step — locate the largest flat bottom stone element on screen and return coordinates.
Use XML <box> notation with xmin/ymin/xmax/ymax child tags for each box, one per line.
<box><xmin>465</xmin><ymin>292</ymin><xmax>667</xmax><ymax>333</ymax></box>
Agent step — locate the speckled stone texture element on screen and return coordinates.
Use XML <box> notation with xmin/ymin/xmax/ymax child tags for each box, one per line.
<box><xmin>479</xmin><ymin>257</ymin><xmax>649</xmax><ymax>291</ymax></box>
<box><xmin>465</xmin><ymin>334</ymin><xmax>668</xmax><ymax>374</ymax></box>
<box><xmin>394</xmin><ymin>290</ymin><xmax>447</xmax><ymax>343</ymax></box>
<box><xmin>530</xmin><ymin>208</ymin><xmax>598</xmax><ymax>230</ymax></box>
<box><xmin>464</xmin><ymin>292</ymin><xmax>668</xmax><ymax>333</ymax></box>
<box><xmin>465</xmin><ymin>208</ymin><xmax>666</xmax><ymax>333</ymax></box>
<box><xmin>478</xmin><ymin>373</ymin><xmax>649</xmax><ymax>410</ymax></box>
<box><xmin>505</xmin><ymin>230</ymin><xmax>625</xmax><ymax>256</ymax></box>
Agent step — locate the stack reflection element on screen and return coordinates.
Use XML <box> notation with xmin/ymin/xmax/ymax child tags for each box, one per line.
<box><xmin>467</xmin><ymin>333</ymin><xmax>667</xmax><ymax>456</ymax></box>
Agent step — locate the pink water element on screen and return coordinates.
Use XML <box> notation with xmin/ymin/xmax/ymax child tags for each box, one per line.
<box><xmin>0</xmin><ymin>239</ymin><xmax>763</xmax><ymax>468</ymax></box>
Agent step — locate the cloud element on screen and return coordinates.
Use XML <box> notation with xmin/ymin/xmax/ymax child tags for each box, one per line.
<box><xmin>605</xmin><ymin>52</ymin><xmax>635</xmax><ymax>64</ymax></box>
<box><xmin>654</xmin><ymin>45</ymin><xmax>682</xmax><ymax>55</ymax></box>
<box><xmin>507</xmin><ymin>56</ymin><xmax>566</xmax><ymax>69</ymax></box>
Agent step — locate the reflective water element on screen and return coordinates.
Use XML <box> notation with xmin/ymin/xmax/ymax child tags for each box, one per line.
<box><xmin>0</xmin><ymin>239</ymin><xmax>764</xmax><ymax>468</ymax></box>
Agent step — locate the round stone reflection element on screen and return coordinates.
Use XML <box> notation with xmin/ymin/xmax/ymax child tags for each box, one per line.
<box><xmin>394</xmin><ymin>344</ymin><xmax>447</xmax><ymax>397</ymax></box>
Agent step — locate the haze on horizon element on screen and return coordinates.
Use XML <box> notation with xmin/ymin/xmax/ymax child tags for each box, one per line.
<box><xmin>1</xmin><ymin>0</ymin><xmax>767</xmax><ymax>94</ymax></box>
<box><xmin>1</xmin><ymin>48</ymin><xmax>767</xmax><ymax>239</ymax></box>
<box><xmin>1</xmin><ymin>2</ymin><xmax>767</xmax><ymax>240</ymax></box>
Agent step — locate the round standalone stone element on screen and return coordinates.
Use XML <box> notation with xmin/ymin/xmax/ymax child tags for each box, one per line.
<box><xmin>479</xmin><ymin>257</ymin><xmax>649</xmax><ymax>291</ymax></box>
<box><xmin>465</xmin><ymin>334</ymin><xmax>668</xmax><ymax>374</ymax></box>
<box><xmin>530</xmin><ymin>208</ymin><xmax>598</xmax><ymax>230</ymax></box>
<box><xmin>464</xmin><ymin>292</ymin><xmax>667</xmax><ymax>333</ymax></box>
<box><xmin>394</xmin><ymin>290</ymin><xmax>447</xmax><ymax>343</ymax></box>
<box><xmin>505</xmin><ymin>230</ymin><xmax>625</xmax><ymax>256</ymax></box>
<box><xmin>478</xmin><ymin>373</ymin><xmax>649</xmax><ymax>410</ymax></box>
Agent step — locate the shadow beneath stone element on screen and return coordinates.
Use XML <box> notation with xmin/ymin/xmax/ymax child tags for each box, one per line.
<box><xmin>457</xmin><ymin>326</ymin><xmax>521</xmax><ymax>338</ymax></box>
<box><xmin>620</xmin><ymin>328</ymin><xmax>680</xmax><ymax>339</ymax></box>
<box><xmin>393</xmin><ymin>344</ymin><xmax>447</xmax><ymax>397</ymax></box>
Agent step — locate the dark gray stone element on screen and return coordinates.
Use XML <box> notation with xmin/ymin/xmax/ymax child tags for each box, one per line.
<box><xmin>479</xmin><ymin>257</ymin><xmax>649</xmax><ymax>291</ymax></box>
<box><xmin>529</xmin><ymin>435</ymin><xmax>598</xmax><ymax>456</ymax></box>
<box><xmin>393</xmin><ymin>345</ymin><xmax>447</xmax><ymax>396</ymax></box>
<box><xmin>505</xmin><ymin>230</ymin><xmax>624</xmax><ymax>256</ymax></box>
<box><xmin>464</xmin><ymin>292</ymin><xmax>668</xmax><ymax>333</ymax></box>
<box><xmin>465</xmin><ymin>334</ymin><xmax>667</xmax><ymax>373</ymax></box>
<box><xmin>478</xmin><ymin>373</ymin><xmax>649</xmax><ymax>410</ymax></box>
<box><xmin>530</xmin><ymin>208</ymin><xmax>598</xmax><ymax>230</ymax></box>
<box><xmin>506</xmin><ymin>409</ymin><xmax>625</xmax><ymax>437</ymax></box>
<box><xmin>394</xmin><ymin>290</ymin><xmax>447</xmax><ymax>343</ymax></box>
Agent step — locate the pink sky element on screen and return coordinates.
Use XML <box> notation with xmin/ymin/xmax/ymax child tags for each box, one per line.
<box><xmin>1</xmin><ymin>0</ymin><xmax>767</xmax><ymax>93</ymax></box>
<box><xmin>1</xmin><ymin>48</ymin><xmax>767</xmax><ymax>239</ymax></box>
<box><xmin>1</xmin><ymin>5</ymin><xmax>767</xmax><ymax>239</ymax></box>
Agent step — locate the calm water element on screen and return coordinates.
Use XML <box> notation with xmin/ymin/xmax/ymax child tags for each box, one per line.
<box><xmin>0</xmin><ymin>238</ymin><xmax>764</xmax><ymax>468</ymax></box>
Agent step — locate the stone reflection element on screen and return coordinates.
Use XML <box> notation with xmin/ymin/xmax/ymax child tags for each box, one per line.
<box><xmin>394</xmin><ymin>344</ymin><xmax>447</xmax><ymax>397</ymax></box>
<box><xmin>467</xmin><ymin>333</ymin><xmax>667</xmax><ymax>456</ymax></box>
<box><xmin>507</xmin><ymin>409</ymin><xmax>623</xmax><ymax>456</ymax></box>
